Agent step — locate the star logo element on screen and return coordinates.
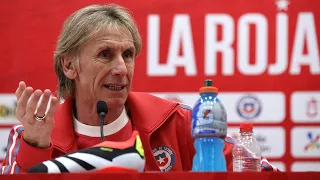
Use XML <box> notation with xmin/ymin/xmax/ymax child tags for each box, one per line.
<box><xmin>152</xmin><ymin>146</ymin><xmax>176</xmax><ymax>172</ymax></box>
<box><xmin>157</xmin><ymin>156</ymin><xmax>165</xmax><ymax>164</ymax></box>
<box><xmin>275</xmin><ymin>0</ymin><xmax>290</xmax><ymax>11</ymax></box>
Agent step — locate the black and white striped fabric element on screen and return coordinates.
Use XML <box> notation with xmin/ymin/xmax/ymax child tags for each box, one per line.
<box><xmin>27</xmin><ymin>134</ymin><xmax>145</xmax><ymax>173</ymax></box>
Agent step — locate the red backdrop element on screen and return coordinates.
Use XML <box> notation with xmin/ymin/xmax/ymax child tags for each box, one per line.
<box><xmin>0</xmin><ymin>0</ymin><xmax>319</xmax><ymax>171</ymax></box>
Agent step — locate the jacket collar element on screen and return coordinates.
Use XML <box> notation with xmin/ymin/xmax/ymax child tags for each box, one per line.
<box><xmin>126</xmin><ymin>92</ymin><xmax>179</xmax><ymax>171</ymax></box>
<box><xmin>51</xmin><ymin>97</ymin><xmax>76</xmax><ymax>152</ymax></box>
<box><xmin>126</xmin><ymin>92</ymin><xmax>179</xmax><ymax>133</ymax></box>
<box><xmin>51</xmin><ymin>92</ymin><xmax>179</xmax><ymax>152</ymax></box>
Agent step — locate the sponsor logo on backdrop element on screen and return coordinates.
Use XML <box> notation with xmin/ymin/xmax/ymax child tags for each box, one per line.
<box><xmin>228</xmin><ymin>127</ymin><xmax>285</xmax><ymax>158</ymax></box>
<box><xmin>0</xmin><ymin>94</ymin><xmax>19</xmax><ymax>124</ymax></box>
<box><xmin>291</xmin><ymin>127</ymin><xmax>320</xmax><ymax>158</ymax></box>
<box><xmin>0</xmin><ymin>103</ymin><xmax>16</xmax><ymax>117</ymax></box>
<box><xmin>0</xmin><ymin>129</ymin><xmax>11</xmax><ymax>159</ymax></box>
<box><xmin>306</xmin><ymin>97</ymin><xmax>318</xmax><ymax>118</ymax></box>
<box><xmin>229</xmin><ymin>130</ymin><xmax>271</xmax><ymax>154</ymax></box>
<box><xmin>255</xmin><ymin>134</ymin><xmax>271</xmax><ymax>153</ymax></box>
<box><xmin>291</xmin><ymin>92</ymin><xmax>320</xmax><ymax>123</ymax></box>
<box><xmin>304</xmin><ymin>132</ymin><xmax>320</xmax><ymax>151</ymax></box>
<box><xmin>236</xmin><ymin>95</ymin><xmax>262</xmax><ymax>120</ymax></box>
<box><xmin>227</xmin><ymin>130</ymin><xmax>271</xmax><ymax>153</ymax></box>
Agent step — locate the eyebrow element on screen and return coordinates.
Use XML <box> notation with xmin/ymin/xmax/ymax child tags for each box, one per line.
<box><xmin>125</xmin><ymin>46</ymin><xmax>135</xmax><ymax>52</ymax></box>
<box><xmin>96</xmin><ymin>42</ymin><xmax>135</xmax><ymax>52</ymax></box>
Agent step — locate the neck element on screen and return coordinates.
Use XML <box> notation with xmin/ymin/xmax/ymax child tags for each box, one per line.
<box><xmin>73</xmin><ymin>97</ymin><xmax>124</xmax><ymax>126</ymax></box>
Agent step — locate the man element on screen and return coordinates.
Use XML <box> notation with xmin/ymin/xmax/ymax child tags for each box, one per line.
<box><xmin>1</xmin><ymin>4</ymin><xmax>278</xmax><ymax>173</ymax></box>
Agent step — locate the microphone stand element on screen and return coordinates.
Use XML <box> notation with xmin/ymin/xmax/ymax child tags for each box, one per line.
<box><xmin>99</xmin><ymin>112</ymin><xmax>106</xmax><ymax>142</ymax></box>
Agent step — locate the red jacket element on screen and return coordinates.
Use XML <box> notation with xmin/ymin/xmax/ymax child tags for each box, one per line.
<box><xmin>1</xmin><ymin>92</ymin><xmax>278</xmax><ymax>173</ymax></box>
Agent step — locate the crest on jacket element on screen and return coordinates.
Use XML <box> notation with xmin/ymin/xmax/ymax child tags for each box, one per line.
<box><xmin>152</xmin><ymin>146</ymin><xmax>175</xmax><ymax>172</ymax></box>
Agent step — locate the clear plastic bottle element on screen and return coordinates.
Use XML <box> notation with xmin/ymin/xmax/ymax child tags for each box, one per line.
<box><xmin>191</xmin><ymin>79</ymin><xmax>228</xmax><ymax>172</ymax></box>
<box><xmin>232</xmin><ymin>123</ymin><xmax>261</xmax><ymax>172</ymax></box>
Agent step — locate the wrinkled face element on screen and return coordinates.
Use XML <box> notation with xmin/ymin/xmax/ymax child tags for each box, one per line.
<box><xmin>72</xmin><ymin>26</ymin><xmax>135</xmax><ymax>108</ymax></box>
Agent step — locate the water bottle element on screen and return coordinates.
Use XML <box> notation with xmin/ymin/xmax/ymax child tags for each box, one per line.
<box><xmin>232</xmin><ymin>123</ymin><xmax>261</xmax><ymax>172</ymax></box>
<box><xmin>191</xmin><ymin>79</ymin><xmax>228</xmax><ymax>172</ymax></box>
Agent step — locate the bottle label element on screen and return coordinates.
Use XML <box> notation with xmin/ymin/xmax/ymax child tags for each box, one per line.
<box><xmin>233</xmin><ymin>157</ymin><xmax>261</xmax><ymax>172</ymax></box>
<box><xmin>192</xmin><ymin>100</ymin><xmax>227</xmax><ymax>138</ymax></box>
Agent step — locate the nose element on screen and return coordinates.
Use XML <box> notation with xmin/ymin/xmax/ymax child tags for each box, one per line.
<box><xmin>110</xmin><ymin>55</ymin><xmax>128</xmax><ymax>76</ymax></box>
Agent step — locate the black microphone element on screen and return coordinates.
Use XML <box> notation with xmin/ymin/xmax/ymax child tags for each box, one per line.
<box><xmin>96</xmin><ymin>101</ymin><xmax>108</xmax><ymax>142</ymax></box>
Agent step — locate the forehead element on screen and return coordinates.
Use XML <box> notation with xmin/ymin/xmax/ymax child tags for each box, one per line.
<box><xmin>85</xmin><ymin>25</ymin><xmax>134</xmax><ymax>47</ymax></box>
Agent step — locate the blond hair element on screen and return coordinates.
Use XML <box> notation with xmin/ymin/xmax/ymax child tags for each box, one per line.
<box><xmin>54</xmin><ymin>4</ymin><xmax>142</xmax><ymax>99</ymax></box>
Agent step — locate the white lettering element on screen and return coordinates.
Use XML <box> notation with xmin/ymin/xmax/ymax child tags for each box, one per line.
<box><xmin>167</xmin><ymin>15</ymin><xmax>197</xmax><ymax>76</ymax></box>
<box><xmin>147</xmin><ymin>15</ymin><xmax>174</xmax><ymax>76</ymax></box>
<box><xmin>205</xmin><ymin>14</ymin><xmax>234</xmax><ymax>76</ymax></box>
<box><xmin>290</xmin><ymin>13</ymin><xmax>320</xmax><ymax>75</ymax></box>
<box><xmin>269</xmin><ymin>13</ymin><xmax>288</xmax><ymax>75</ymax></box>
<box><xmin>238</xmin><ymin>13</ymin><xmax>268</xmax><ymax>75</ymax></box>
<box><xmin>147</xmin><ymin>12</ymin><xmax>319</xmax><ymax>77</ymax></box>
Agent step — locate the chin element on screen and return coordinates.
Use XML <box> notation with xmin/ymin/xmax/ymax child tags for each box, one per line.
<box><xmin>104</xmin><ymin>98</ymin><xmax>127</xmax><ymax>109</ymax></box>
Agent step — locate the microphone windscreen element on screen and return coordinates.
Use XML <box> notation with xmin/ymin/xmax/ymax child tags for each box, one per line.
<box><xmin>96</xmin><ymin>101</ymin><xmax>108</xmax><ymax>115</ymax></box>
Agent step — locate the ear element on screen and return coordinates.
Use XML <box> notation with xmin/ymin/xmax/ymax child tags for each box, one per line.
<box><xmin>61</xmin><ymin>55</ymin><xmax>77</xmax><ymax>80</ymax></box>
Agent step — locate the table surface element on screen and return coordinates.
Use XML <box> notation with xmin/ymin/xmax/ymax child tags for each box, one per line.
<box><xmin>1</xmin><ymin>172</ymin><xmax>319</xmax><ymax>180</ymax></box>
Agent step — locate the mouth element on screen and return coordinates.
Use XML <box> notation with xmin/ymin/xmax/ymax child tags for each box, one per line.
<box><xmin>103</xmin><ymin>84</ymin><xmax>126</xmax><ymax>91</ymax></box>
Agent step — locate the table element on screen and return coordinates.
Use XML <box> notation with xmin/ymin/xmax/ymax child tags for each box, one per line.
<box><xmin>0</xmin><ymin>172</ymin><xmax>319</xmax><ymax>180</ymax></box>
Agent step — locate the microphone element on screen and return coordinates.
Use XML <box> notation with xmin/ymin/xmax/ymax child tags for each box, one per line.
<box><xmin>96</xmin><ymin>101</ymin><xmax>108</xmax><ymax>142</ymax></box>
